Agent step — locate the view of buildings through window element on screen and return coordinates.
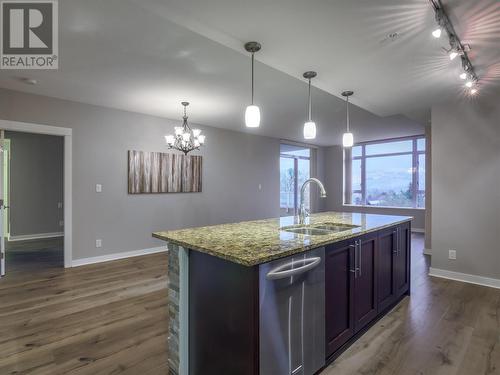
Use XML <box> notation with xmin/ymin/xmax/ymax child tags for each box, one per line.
<box><xmin>280</xmin><ymin>144</ymin><xmax>310</xmax><ymax>216</ymax></box>
<box><xmin>346</xmin><ymin>136</ymin><xmax>426</xmax><ymax>208</ymax></box>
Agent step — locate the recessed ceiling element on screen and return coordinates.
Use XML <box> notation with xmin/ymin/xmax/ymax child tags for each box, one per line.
<box><xmin>2</xmin><ymin>0</ymin><xmax>497</xmax><ymax>145</ymax></box>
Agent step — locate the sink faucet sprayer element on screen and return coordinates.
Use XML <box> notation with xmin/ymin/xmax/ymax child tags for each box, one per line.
<box><xmin>298</xmin><ymin>178</ymin><xmax>327</xmax><ymax>225</ymax></box>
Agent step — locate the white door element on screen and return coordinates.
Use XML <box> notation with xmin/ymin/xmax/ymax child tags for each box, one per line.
<box><xmin>0</xmin><ymin>129</ymin><xmax>5</xmax><ymax>277</ymax></box>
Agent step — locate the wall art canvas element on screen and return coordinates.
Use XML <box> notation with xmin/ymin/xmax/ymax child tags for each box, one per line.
<box><xmin>128</xmin><ymin>150</ymin><xmax>202</xmax><ymax>194</ymax></box>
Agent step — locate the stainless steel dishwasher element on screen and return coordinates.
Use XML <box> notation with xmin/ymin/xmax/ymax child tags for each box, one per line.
<box><xmin>259</xmin><ymin>247</ymin><xmax>325</xmax><ymax>375</ymax></box>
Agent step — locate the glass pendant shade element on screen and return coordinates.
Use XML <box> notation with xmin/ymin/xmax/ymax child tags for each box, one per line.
<box><xmin>303</xmin><ymin>121</ymin><xmax>316</xmax><ymax>140</ymax></box>
<box><xmin>165</xmin><ymin>135</ymin><xmax>175</xmax><ymax>146</ymax></box>
<box><xmin>245</xmin><ymin>105</ymin><xmax>260</xmax><ymax>127</ymax></box>
<box><xmin>342</xmin><ymin>132</ymin><xmax>354</xmax><ymax>148</ymax></box>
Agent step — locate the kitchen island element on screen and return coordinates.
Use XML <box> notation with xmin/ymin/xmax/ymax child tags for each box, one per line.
<box><xmin>153</xmin><ymin>212</ymin><xmax>412</xmax><ymax>375</ymax></box>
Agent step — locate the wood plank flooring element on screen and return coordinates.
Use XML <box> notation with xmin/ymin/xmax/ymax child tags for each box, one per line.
<box><xmin>0</xmin><ymin>242</ymin><xmax>168</xmax><ymax>375</ymax></box>
<box><xmin>0</xmin><ymin>234</ymin><xmax>499</xmax><ymax>374</ymax></box>
<box><xmin>325</xmin><ymin>235</ymin><xmax>500</xmax><ymax>375</ymax></box>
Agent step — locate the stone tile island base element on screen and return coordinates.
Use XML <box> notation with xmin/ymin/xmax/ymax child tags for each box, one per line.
<box><xmin>167</xmin><ymin>243</ymin><xmax>189</xmax><ymax>375</ymax></box>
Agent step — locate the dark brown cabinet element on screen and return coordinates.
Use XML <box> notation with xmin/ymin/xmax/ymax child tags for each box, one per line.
<box><xmin>325</xmin><ymin>240</ymin><xmax>355</xmax><ymax>357</ymax></box>
<box><xmin>353</xmin><ymin>233</ymin><xmax>378</xmax><ymax>332</ymax></box>
<box><xmin>325</xmin><ymin>232</ymin><xmax>379</xmax><ymax>357</ymax></box>
<box><xmin>326</xmin><ymin>222</ymin><xmax>410</xmax><ymax>360</ymax></box>
<box><xmin>377</xmin><ymin>227</ymin><xmax>398</xmax><ymax>311</ymax></box>
<box><xmin>394</xmin><ymin>222</ymin><xmax>411</xmax><ymax>298</ymax></box>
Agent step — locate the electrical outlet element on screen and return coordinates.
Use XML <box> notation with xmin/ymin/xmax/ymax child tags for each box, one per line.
<box><xmin>258</xmin><ymin>184</ymin><xmax>262</xmax><ymax>191</ymax></box>
<box><xmin>59</xmin><ymin>220</ymin><xmax>64</xmax><ymax>227</ymax></box>
<box><xmin>57</xmin><ymin>202</ymin><xmax>63</xmax><ymax>209</ymax></box>
<box><xmin>96</xmin><ymin>239</ymin><xmax>102</xmax><ymax>248</ymax></box>
<box><xmin>449</xmin><ymin>249</ymin><xmax>457</xmax><ymax>260</ymax></box>
<box><xmin>96</xmin><ymin>184</ymin><xmax>102</xmax><ymax>193</ymax></box>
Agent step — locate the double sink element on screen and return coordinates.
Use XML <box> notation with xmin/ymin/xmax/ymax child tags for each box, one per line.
<box><xmin>281</xmin><ymin>222</ymin><xmax>360</xmax><ymax>236</ymax></box>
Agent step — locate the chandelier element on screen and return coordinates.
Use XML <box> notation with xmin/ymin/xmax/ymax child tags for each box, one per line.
<box><xmin>165</xmin><ymin>102</ymin><xmax>205</xmax><ymax>155</ymax></box>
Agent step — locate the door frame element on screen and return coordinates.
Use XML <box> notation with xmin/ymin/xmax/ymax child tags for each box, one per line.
<box><xmin>2</xmin><ymin>138</ymin><xmax>10</xmax><ymax>239</ymax></box>
<box><xmin>0</xmin><ymin>119</ymin><xmax>72</xmax><ymax>268</ymax></box>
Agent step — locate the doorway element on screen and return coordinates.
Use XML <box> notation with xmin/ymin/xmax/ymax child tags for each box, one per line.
<box><xmin>0</xmin><ymin>119</ymin><xmax>72</xmax><ymax>279</ymax></box>
<box><xmin>280</xmin><ymin>143</ymin><xmax>311</xmax><ymax>217</ymax></box>
<box><xmin>2</xmin><ymin>131</ymin><xmax>64</xmax><ymax>273</ymax></box>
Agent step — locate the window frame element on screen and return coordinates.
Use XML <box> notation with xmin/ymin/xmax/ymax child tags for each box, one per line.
<box><xmin>346</xmin><ymin>135</ymin><xmax>426</xmax><ymax>209</ymax></box>
<box><xmin>280</xmin><ymin>147</ymin><xmax>311</xmax><ymax>216</ymax></box>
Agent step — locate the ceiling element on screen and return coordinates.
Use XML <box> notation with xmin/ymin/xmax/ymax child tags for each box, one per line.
<box><xmin>0</xmin><ymin>0</ymin><xmax>497</xmax><ymax>145</ymax></box>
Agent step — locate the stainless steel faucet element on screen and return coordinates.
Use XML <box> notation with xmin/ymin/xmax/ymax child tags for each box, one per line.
<box><xmin>298</xmin><ymin>178</ymin><xmax>327</xmax><ymax>225</ymax></box>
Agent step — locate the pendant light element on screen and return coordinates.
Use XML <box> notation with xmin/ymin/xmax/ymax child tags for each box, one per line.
<box><xmin>341</xmin><ymin>91</ymin><xmax>354</xmax><ymax>148</ymax></box>
<box><xmin>303</xmin><ymin>71</ymin><xmax>317</xmax><ymax>140</ymax></box>
<box><xmin>244</xmin><ymin>41</ymin><xmax>261</xmax><ymax>127</ymax></box>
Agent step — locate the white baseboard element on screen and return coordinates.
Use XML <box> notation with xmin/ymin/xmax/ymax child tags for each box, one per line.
<box><xmin>412</xmin><ymin>228</ymin><xmax>425</xmax><ymax>233</ymax></box>
<box><xmin>423</xmin><ymin>248</ymin><xmax>432</xmax><ymax>255</ymax></box>
<box><xmin>72</xmin><ymin>246</ymin><xmax>168</xmax><ymax>267</ymax></box>
<box><xmin>429</xmin><ymin>267</ymin><xmax>500</xmax><ymax>290</ymax></box>
<box><xmin>9</xmin><ymin>232</ymin><xmax>64</xmax><ymax>242</ymax></box>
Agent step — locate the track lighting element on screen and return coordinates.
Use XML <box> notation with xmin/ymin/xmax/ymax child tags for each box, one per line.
<box><xmin>432</xmin><ymin>28</ymin><xmax>442</xmax><ymax>38</ymax></box>
<box><xmin>244</xmin><ymin>42</ymin><xmax>261</xmax><ymax>128</ymax></box>
<box><xmin>430</xmin><ymin>0</ymin><xmax>480</xmax><ymax>95</ymax></box>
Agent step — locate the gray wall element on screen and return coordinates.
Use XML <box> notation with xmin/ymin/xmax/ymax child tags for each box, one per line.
<box><xmin>323</xmin><ymin>145</ymin><xmax>426</xmax><ymax>230</ymax></box>
<box><xmin>0</xmin><ymin>88</ymin><xmax>280</xmax><ymax>261</ymax></box>
<box><xmin>5</xmin><ymin>131</ymin><xmax>64</xmax><ymax>237</ymax></box>
<box><xmin>431</xmin><ymin>94</ymin><xmax>500</xmax><ymax>279</ymax></box>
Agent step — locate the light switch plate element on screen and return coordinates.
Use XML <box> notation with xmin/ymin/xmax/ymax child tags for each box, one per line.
<box><xmin>57</xmin><ymin>202</ymin><xmax>63</xmax><ymax>209</ymax></box>
<box><xmin>96</xmin><ymin>184</ymin><xmax>102</xmax><ymax>193</ymax></box>
<box><xmin>448</xmin><ymin>249</ymin><xmax>457</xmax><ymax>260</ymax></box>
<box><xmin>96</xmin><ymin>239</ymin><xmax>102</xmax><ymax>248</ymax></box>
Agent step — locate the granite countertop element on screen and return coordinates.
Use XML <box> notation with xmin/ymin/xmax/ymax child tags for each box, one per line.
<box><xmin>153</xmin><ymin>211</ymin><xmax>412</xmax><ymax>267</ymax></box>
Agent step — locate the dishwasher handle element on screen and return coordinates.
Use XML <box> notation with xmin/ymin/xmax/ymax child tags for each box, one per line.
<box><xmin>266</xmin><ymin>257</ymin><xmax>321</xmax><ymax>280</ymax></box>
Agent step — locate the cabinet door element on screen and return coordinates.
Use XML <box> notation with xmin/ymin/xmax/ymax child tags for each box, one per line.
<box><xmin>394</xmin><ymin>222</ymin><xmax>411</xmax><ymax>298</ymax></box>
<box><xmin>377</xmin><ymin>227</ymin><xmax>397</xmax><ymax>312</ymax></box>
<box><xmin>353</xmin><ymin>234</ymin><xmax>378</xmax><ymax>333</ymax></box>
<box><xmin>325</xmin><ymin>240</ymin><xmax>355</xmax><ymax>358</ymax></box>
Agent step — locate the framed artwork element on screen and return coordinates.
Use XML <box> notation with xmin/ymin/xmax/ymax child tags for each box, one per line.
<box><xmin>128</xmin><ymin>150</ymin><xmax>202</xmax><ymax>194</ymax></box>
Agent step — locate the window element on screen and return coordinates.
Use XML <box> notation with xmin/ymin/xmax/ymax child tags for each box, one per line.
<box><xmin>280</xmin><ymin>144</ymin><xmax>310</xmax><ymax>216</ymax></box>
<box><xmin>346</xmin><ymin>136</ymin><xmax>426</xmax><ymax>209</ymax></box>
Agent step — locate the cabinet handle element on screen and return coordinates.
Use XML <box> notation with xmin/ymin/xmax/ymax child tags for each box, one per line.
<box><xmin>393</xmin><ymin>230</ymin><xmax>398</xmax><ymax>254</ymax></box>
<box><xmin>266</xmin><ymin>257</ymin><xmax>321</xmax><ymax>280</ymax></box>
<box><xmin>397</xmin><ymin>228</ymin><xmax>401</xmax><ymax>256</ymax></box>
<box><xmin>349</xmin><ymin>243</ymin><xmax>357</xmax><ymax>277</ymax></box>
<box><xmin>357</xmin><ymin>240</ymin><xmax>362</xmax><ymax>278</ymax></box>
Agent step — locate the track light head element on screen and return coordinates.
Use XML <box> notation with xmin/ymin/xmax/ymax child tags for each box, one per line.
<box><xmin>449</xmin><ymin>51</ymin><xmax>459</xmax><ymax>60</ymax></box>
<box><xmin>432</xmin><ymin>28</ymin><xmax>442</xmax><ymax>38</ymax></box>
